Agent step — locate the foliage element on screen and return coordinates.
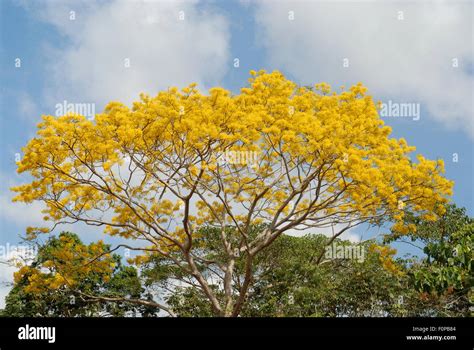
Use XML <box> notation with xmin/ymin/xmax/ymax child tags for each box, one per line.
<box><xmin>160</xmin><ymin>233</ymin><xmax>420</xmax><ymax>317</ymax></box>
<box><xmin>386</xmin><ymin>204</ymin><xmax>473</xmax><ymax>316</ymax></box>
<box><xmin>3</xmin><ymin>203</ymin><xmax>472</xmax><ymax>317</ymax></box>
<box><xmin>10</xmin><ymin>70</ymin><xmax>453</xmax><ymax>316</ymax></box>
<box><xmin>410</xmin><ymin>222</ymin><xmax>473</xmax><ymax>316</ymax></box>
<box><xmin>3</xmin><ymin>232</ymin><xmax>145</xmax><ymax>317</ymax></box>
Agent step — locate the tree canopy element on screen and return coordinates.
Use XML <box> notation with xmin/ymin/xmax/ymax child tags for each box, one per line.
<box><xmin>3</xmin><ymin>232</ymin><xmax>155</xmax><ymax>317</ymax></box>
<box><xmin>9</xmin><ymin>71</ymin><xmax>453</xmax><ymax>316</ymax></box>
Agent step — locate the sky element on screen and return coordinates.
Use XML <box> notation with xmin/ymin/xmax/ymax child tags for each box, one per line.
<box><xmin>0</xmin><ymin>0</ymin><xmax>473</xmax><ymax>307</ymax></box>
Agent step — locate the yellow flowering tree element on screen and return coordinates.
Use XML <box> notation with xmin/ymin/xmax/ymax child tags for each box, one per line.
<box><xmin>12</xmin><ymin>70</ymin><xmax>452</xmax><ymax>316</ymax></box>
<box><xmin>13</xmin><ymin>234</ymin><xmax>115</xmax><ymax>294</ymax></box>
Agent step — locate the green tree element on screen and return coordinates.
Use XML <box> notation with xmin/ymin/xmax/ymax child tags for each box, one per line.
<box><xmin>410</xmin><ymin>223</ymin><xmax>473</xmax><ymax>316</ymax></box>
<box><xmin>387</xmin><ymin>204</ymin><xmax>473</xmax><ymax>316</ymax></box>
<box><xmin>139</xmin><ymin>229</ymin><xmax>416</xmax><ymax>317</ymax></box>
<box><xmin>2</xmin><ymin>232</ymin><xmax>150</xmax><ymax>317</ymax></box>
<box><xmin>5</xmin><ymin>204</ymin><xmax>471</xmax><ymax>317</ymax></box>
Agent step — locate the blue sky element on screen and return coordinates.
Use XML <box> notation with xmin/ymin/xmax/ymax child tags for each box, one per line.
<box><xmin>0</xmin><ymin>0</ymin><xmax>473</xmax><ymax>304</ymax></box>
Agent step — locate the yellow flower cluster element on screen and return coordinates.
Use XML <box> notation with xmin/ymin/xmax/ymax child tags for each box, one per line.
<box><xmin>11</xmin><ymin>70</ymin><xmax>453</xmax><ymax>244</ymax></box>
<box><xmin>13</xmin><ymin>235</ymin><xmax>115</xmax><ymax>294</ymax></box>
<box><xmin>369</xmin><ymin>244</ymin><xmax>404</xmax><ymax>276</ymax></box>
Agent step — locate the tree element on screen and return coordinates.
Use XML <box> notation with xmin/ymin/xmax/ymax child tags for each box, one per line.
<box><xmin>3</xmin><ymin>232</ymin><xmax>155</xmax><ymax>317</ymax></box>
<box><xmin>412</xmin><ymin>223</ymin><xmax>473</xmax><ymax>316</ymax></box>
<box><xmin>385</xmin><ymin>203</ymin><xmax>473</xmax><ymax>245</ymax></box>
<box><xmin>144</xmin><ymin>230</ymin><xmax>451</xmax><ymax>317</ymax></box>
<box><xmin>11</xmin><ymin>70</ymin><xmax>452</xmax><ymax>316</ymax></box>
<box><xmin>6</xmin><ymin>225</ymin><xmax>468</xmax><ymax>317</ymax></box>
<box><xmin>163</xmin><ymin>233</ymin><xmax>411</xmax><ymax>317</ymax></box>
<box><xmin>397</xmin><ymin>204</ymin><xmax>473</xmax><ymax>317</ymax></box>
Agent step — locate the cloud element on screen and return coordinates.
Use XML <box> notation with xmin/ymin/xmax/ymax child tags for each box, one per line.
<box><xmin>0</xmin><ymin>170</ymin><xmax>107</xmax><ymax>244</ymax></box>
<box><xmin>21</xmin><ymin>0</ymin><xmax>230</xmax><ymax>108</ymax></box>
<box><xmin>0</xmin><ymin>261</ymin><xmax>16</xmax><ymax>309</ymax></box>
<box><xmin>0</xmin><ymin>171</ymin><xmax>46</xmax><ymax>229</ymax></box>
<box><xmin>17</xmin><ymin>92</ymin><xmax>39</xmax><ymax>123</ymax></box>
<box><xmin>0</xmin><ymin>245</ymin><xmax>36</xmax><ymax>309</ymax></box>
<box><xmin>285</xmin><ymin>224</ymin><xmax>363</xmax><ymax>243</ymax></box>
<box><xmin>254</xmin><ymin>0</ymin><xmax>473</xmax><ymax>137</ymax></box>
<box><xmin>0</xmin><ymin>194</ymin><xmax>45</xmax><ymax>230</ymax></box>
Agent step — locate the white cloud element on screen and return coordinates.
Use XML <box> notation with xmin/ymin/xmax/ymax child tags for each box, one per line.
<box><xmin>254</xmin><ymin>0</ymin><xmax>473</xmax><ymax>137</ymax></box>
<box><xmin>285</xmin><ymin>223</ymin><xmax>363</xmax><ymax>243</ymax></box>
<box><xmin>0</xmin><ymin>172</ymin><xmax>46</xmax><ymax>228</ymax></box>
<box><xmin>0</xmin><ymin>170</ymin><xmax>107</xmax><ymax>244</ymax></box>
<box><xmin>17</xmin><ymin>92</ymin><xmax>39</xmax><ymax>123</ymax></box>
<box><xmin>0</xmin><ymin>194</ymin><xmax>45</xmax><ymax>229</ymax></box>
<box><xmin>0</xmin><ymin>246</ymin><xmax>36</xmax><ymax>309</ymax></box>
<box><xmin>0</xmin><ymin>262</ymin><xmax>16</xmax><ymax>309</ymax></box>
<box><xmin>22</xmin><ymin>0</ymin><xmax>230</xmax><ymax>108</ymax></box>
